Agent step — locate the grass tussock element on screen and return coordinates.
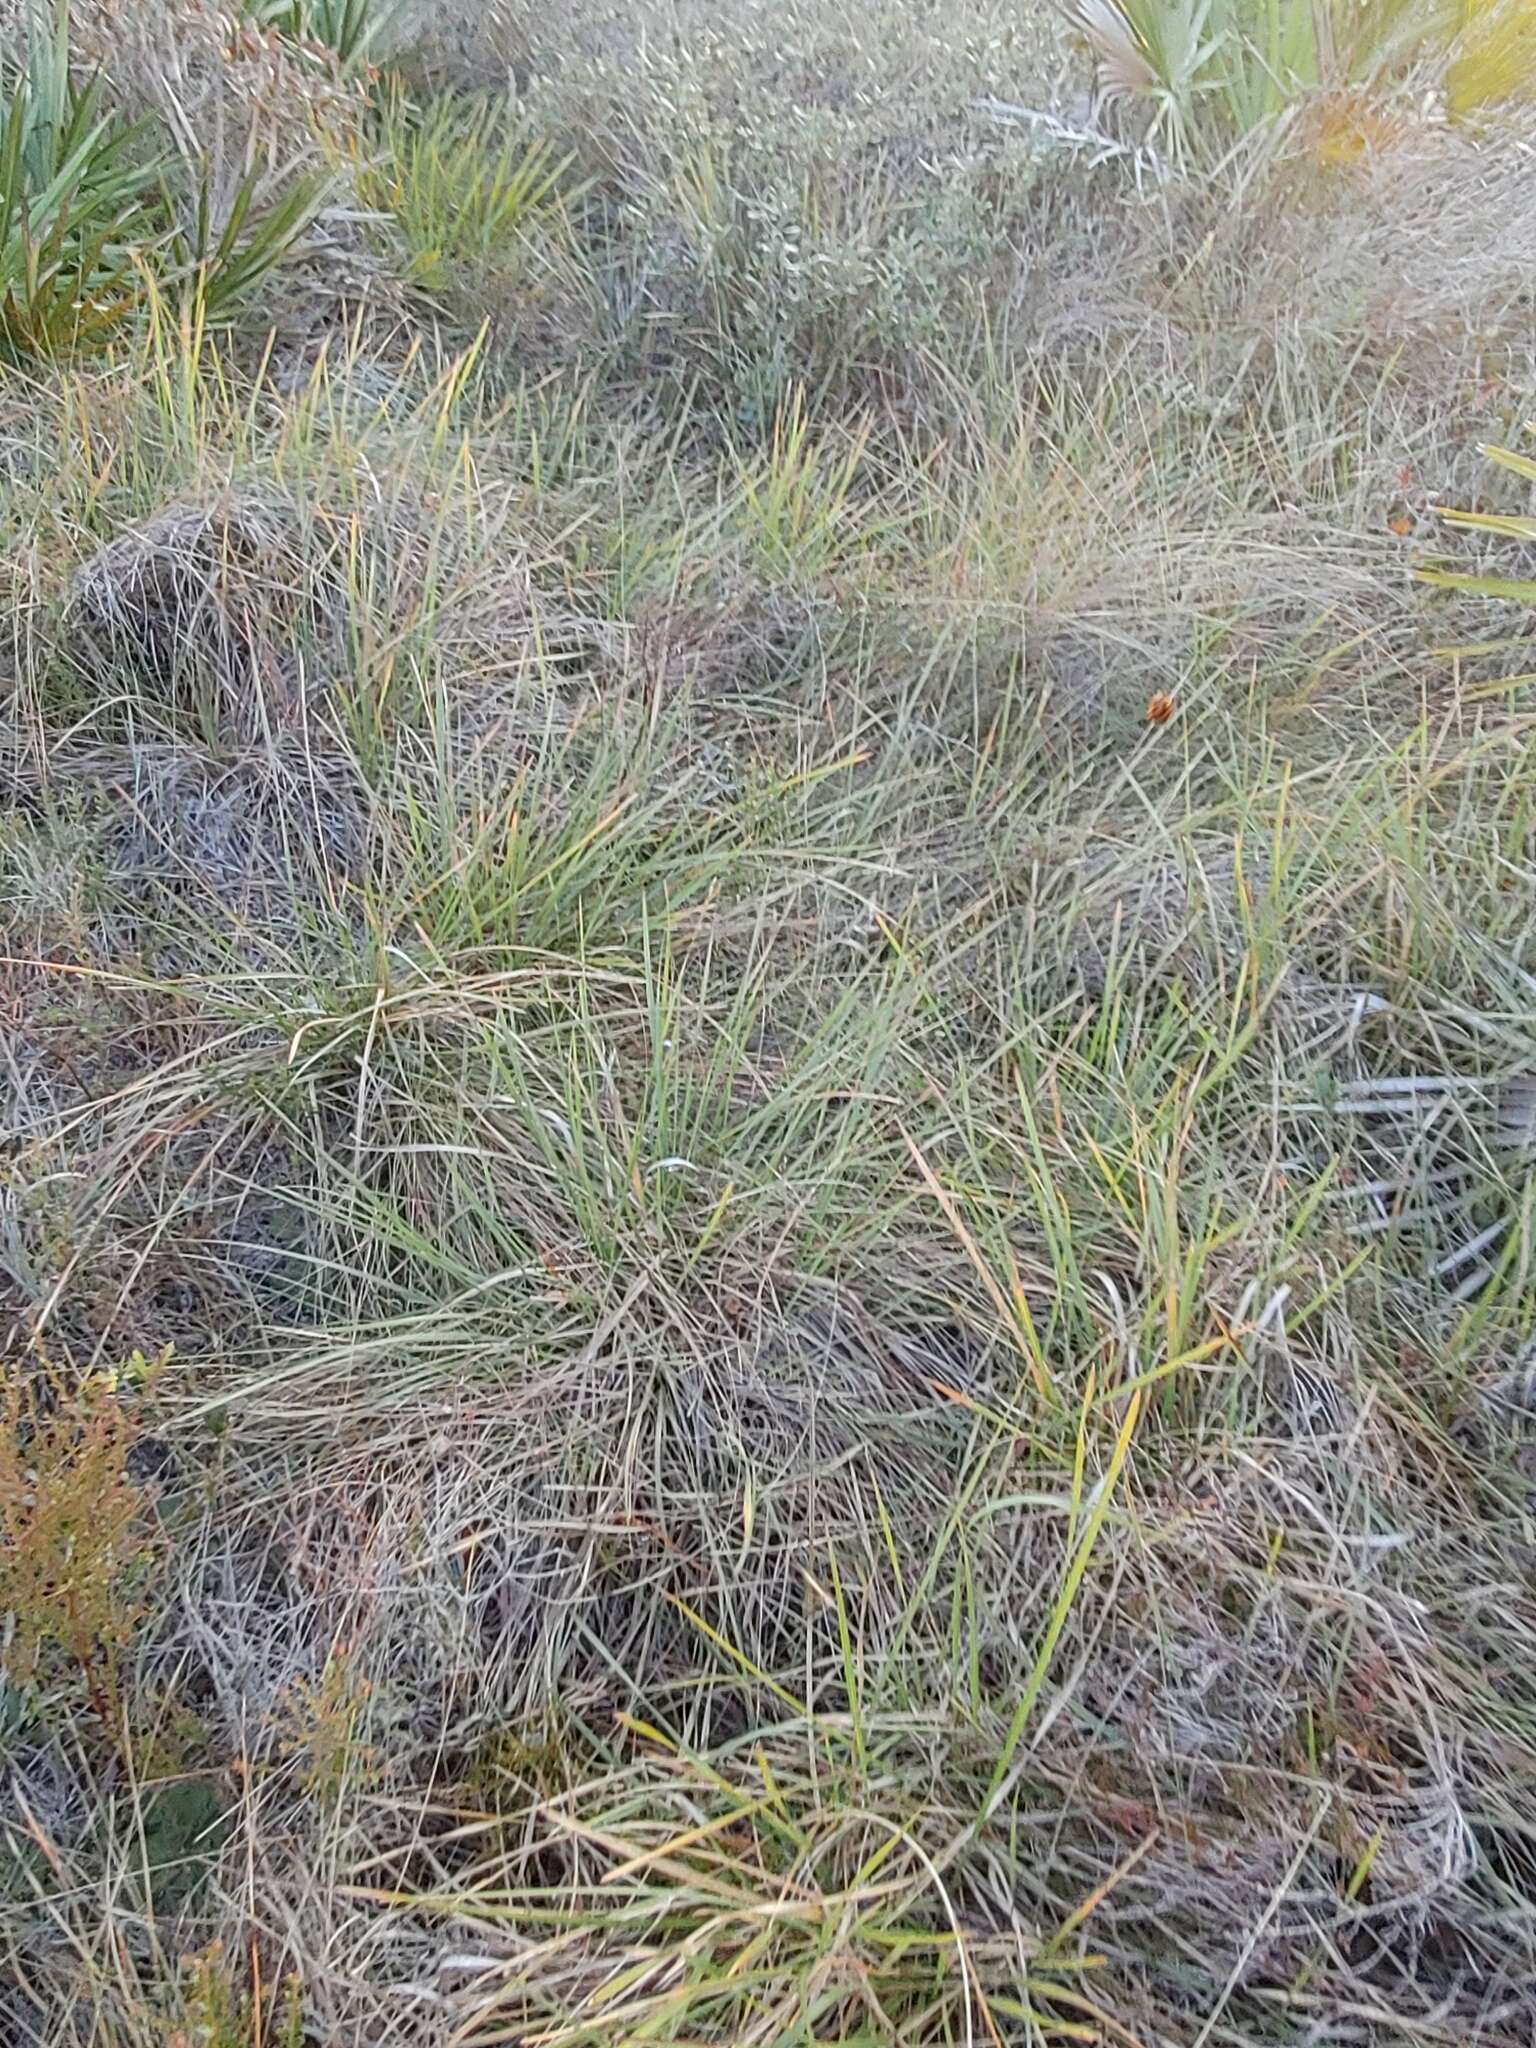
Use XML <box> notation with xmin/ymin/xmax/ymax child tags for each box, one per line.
<box><xmin>3</xmin><ymin>1</ymin><xmax>1536</xmax><ymax>2044</ymax></box>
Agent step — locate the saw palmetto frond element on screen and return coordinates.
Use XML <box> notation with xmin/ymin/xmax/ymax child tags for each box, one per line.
<box><xmin>1067</xmin><ymin>0</ymin><xmax>1162</xmax><ymax>97</ymax></box>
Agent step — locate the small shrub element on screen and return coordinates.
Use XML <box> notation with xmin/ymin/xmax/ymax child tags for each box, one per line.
<box><xmin>0</xmin><ymin>1353</ymin><xmax>164</xmax><ymax>1738</ymax></box>
<box><xmin>272</xmin><ymin>1639</ymin><xmax>378</xmax><ymax>1799</ymax></box>
<box><xmin>164</xmin><ymin>1943</ymin><xmax>305</xmax><ymax>2048</ymax></box>
<box><xmin>556</xmin><ymin>44</ymin><xmax>1077</xmax><ymax>423</ymax></box>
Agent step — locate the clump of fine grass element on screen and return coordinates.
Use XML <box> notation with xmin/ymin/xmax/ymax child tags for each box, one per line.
<box><xmin>358</xmin><ymin>88</ymin><xmax>578</xmax><ymax>323</ymax></box>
